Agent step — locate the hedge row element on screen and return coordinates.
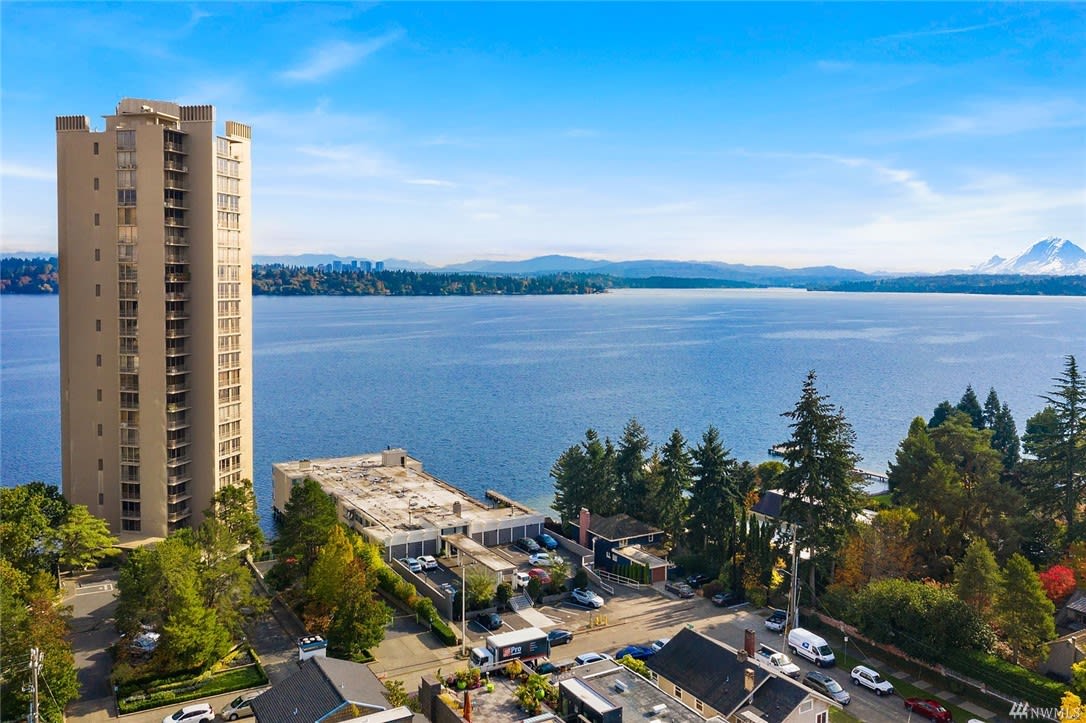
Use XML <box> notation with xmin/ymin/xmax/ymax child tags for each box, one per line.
<box><xmin>117</xmin><ymin>664</ymin><xmax>267</xmax><ymax>714</ymax></box>
<box><xmin>942</xmin><ymin>649</ymin><xmax>1066</xmax><ymax>709</ymax></box>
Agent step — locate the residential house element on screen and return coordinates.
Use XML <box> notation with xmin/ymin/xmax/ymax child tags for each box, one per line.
<box><xmin>249</xmin><ymin>656</ymin><xmax>416</xmax><ymax>723</ymax></box>
<box><xmin>569</xmin><ymin>508</ymin><xmax>670</xmax><ymax>584</ymax></box>
<box><xmin>644</xmin><ymin>628</ymin><xmax>834</xmax><ymax>722</ymax></box>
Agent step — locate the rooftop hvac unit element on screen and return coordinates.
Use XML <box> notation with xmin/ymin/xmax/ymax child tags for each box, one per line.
<box><xmin>650</xmin><ymin>703</ymin><xmax>668</xmax><ymax>715</ymax></box>
<box><xmin>614</xmin><ymin>680</ymin><xmax>628</xmax><ymax>693</ymax></box>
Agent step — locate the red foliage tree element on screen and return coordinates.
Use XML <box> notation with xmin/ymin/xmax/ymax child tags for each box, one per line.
<box><xmin>1038</xmin><ymin>564</ymin><xmax>1077</xmax><ymax>604</ymax></box>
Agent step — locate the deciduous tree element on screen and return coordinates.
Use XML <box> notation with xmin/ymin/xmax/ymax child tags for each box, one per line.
<box><xmin>1038</xmin><ymin>564</ymin><xmax>1076</xmax><ymax>604</ymax></box>
<box><xmin>56</xmin><ymin>504</ymin><xmax>118</xmax><ymax>573</ymax></box>
<box><xmin>206</xmin><ymin>478</ymin><xmax>264</xmax><ymax>549</ymax></box>
<box><xmin>996</xmin><ymin>553</ymin><xmax>1056</xmax><ymax>665</ymax></box>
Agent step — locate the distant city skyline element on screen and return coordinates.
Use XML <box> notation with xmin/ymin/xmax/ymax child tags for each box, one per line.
<box><xmin>2</xmin><ymin>3</ymin><xmax>1083</xmax><ymax>272</ymax></box>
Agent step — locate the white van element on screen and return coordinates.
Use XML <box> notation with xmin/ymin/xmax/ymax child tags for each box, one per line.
<box><xmin>787</xmin><ymin>627</ymin><xmax>836</xmax><ymax>667</ymax></box>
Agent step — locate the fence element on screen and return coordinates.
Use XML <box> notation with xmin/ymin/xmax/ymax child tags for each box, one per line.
<box><xmin>594</xmin><ymin>568</ymin><xmax>645</xmax><ymax>590</ymax></box>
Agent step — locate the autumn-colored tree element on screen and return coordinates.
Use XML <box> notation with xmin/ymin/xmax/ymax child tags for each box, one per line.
<box><xmin>1038</xmin><ymin>565</ymin><xmax>1077</xmax><ymax>604</ymax></box>
<box><xmin>1058</xmin><ymin>690</ymin><xmax>1082</xmax><ymax>723</ymax></box>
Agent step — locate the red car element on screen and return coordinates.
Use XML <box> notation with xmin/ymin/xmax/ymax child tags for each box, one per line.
<box><xmin>527</xmin><ymin>568</ymin><xmax>552</xmax><ymax>585</ymax></box>
<box><xmin>904</xmin><ymin>698</ymin><xmax>952</xmax><ymax>722</ymax></box>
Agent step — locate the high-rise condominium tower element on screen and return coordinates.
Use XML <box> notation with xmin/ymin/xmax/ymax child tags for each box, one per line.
<box><xmin>56</xmin><ymin>98</ymin><xmax>252</xmax><ymax>541</ymax></box>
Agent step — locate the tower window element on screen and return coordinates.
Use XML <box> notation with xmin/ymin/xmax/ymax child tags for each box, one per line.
<box><xmin>94</xmin><ymin>248</ymin><xmax>100</xmax><ymax>262</ymax></box>
<box><xmin>93</xmin><ymin>142</ymin><xmax>99</xmax><ymax>155</ymax></box>
<box><xmin>94</xmin><ymin>177</ymin><xmax>99</xmax><ymax>191</ymax></box>
<box><xmin>94</xmin><ymin>213</ymin><xmax>100</xmax><ymax>226</ymax></box>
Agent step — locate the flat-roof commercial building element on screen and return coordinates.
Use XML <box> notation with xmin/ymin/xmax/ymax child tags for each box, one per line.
<box><xmin>57</xmin><ymin>98</ymin><xmax>252</xmax><ymax>541</ymax></box>
<box><xmin>272</xmin><ymin>449</ymin><xmax>545</xmax><ymax>560</ymax></box>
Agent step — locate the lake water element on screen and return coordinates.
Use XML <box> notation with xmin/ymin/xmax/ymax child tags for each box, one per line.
<box><xmin>2</xmin><ymin>290</ymin><xmax>1082</xmax><ymax>530</ymax></box>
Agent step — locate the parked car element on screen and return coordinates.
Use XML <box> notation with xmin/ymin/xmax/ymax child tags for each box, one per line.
<box><xmin>528</xmin><ymin>552</ymin><xmax>553</xmax><ymax>567</ymax></box>
<box><xmin>163</xmin><ymin>703</ymin><xmax>214</xmax><ymax>723</ymax></box>
<box><xmin>513</xmin><ymin>571</ymin><xmax>530</xmax><ymax>589</ymax></box>
<box><xmin>527</xmin><ymin>567</ymin><xmax>552</xmax><ymax>585</ymax></box>
<box><xmin>400</xmin><ymin>557</ymin><xmax>422</xmax><ymax>573</ymax></box>
<box><xmin>904</xmin><ymin>698</ymin><xmax>952</xmax><ymax>722</ymax></box>
<box><xmin>440</xmin><ymin>582</ymin><xmax>457</xmax><ymax>595</ymax></box>
<box><xmin>547</xmin><ymin>629</ymin><xmax>574</xmax><ymax>646</ymax></box>
<box><xmin>570</xmin><ymin>587</ymin><xmax>604</xmax><ymax>608</ymax></box>
<box><xmin>517</xmin><ymin>537</ymin><xmax>542</xmax><ymax>553</ymax></box>
<box><xmin>417</xmin><ymin>554</ymin><xmax>438</xmax><ymax>570</ymax></box>
<box><xmin>664</xmin><ymin>580</ymin><xmax>694</xmax><ymax>598</ymax></box>
<box><xmin>686</xmin><ymin>573</ymin><xmax>713</xmax><ymax>588</ymax></box>
<box><xmin>850</xmin><ymin>665</ymin><xmax>894</xmax><ymax>696</ymax></box>
<box><xmin>765</xmin><ymin>609</ymin><xmax>787</xmax><ymax>632</ymax></box>
<box><xmin>614</xmin><ymin>645</ymin><xmax>655</xmax><ymax>660</ymax></box>
<box><xmin>476</xmin><ymin>612</ymin><xmax>503</xmax><ymax>631</ymax></box>
<box><xmin>711</xmin><ymin>591</ymin><xmax>737</xmax><ymax>607</ymax></box>
<box><xmin>803</xmin><ymin>671</ymin><xmax>851</xmax><ymax>706</ymax></box>
<box><xmin>221</xmin><ymin>692</ymin><xmax>261</xmax><ymax>721</ymax></box>
<box><xmin>535</xmin><ymin>532</ymin><xmax>559</xmax><ymax>550</ymax></box>
<box><xmin>574</xmin><ymin>652</ymin><xmax>612</xmax><ymax>666</ymax></box>
<box><xmin>650</xmin><ymin>638</ymin><xmax>671</xmax><ymax>652</ymax></box>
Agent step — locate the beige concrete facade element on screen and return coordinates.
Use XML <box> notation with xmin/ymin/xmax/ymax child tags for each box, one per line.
<box><xmin>57</xmin><ymin>98</ymin><xmax>252</xmax><ymax>543</ymax></box>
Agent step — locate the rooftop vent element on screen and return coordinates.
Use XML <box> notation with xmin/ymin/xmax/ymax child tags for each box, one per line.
<box><xmin>614</xmin><ymin>680</ymin><xmax>628</xmax><ymax>693</ymax></box>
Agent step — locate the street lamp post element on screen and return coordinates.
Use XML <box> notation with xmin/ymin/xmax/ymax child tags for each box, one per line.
<box><xmin>785</xmin><ymin>522</ymin><xmax>801</xmax><ymax>637</ymax></box>
<box><xmin>460</xmin><ymin>558</ymin><xmax>467</xmax><ymax>657</ymax></box>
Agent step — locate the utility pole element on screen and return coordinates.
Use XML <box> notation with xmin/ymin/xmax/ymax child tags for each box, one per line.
<box><xmin>27</xmin><ymin>647</ymin><xmax>43</xmax><ymax>723</ymax></box>
<box><xmin>785</xmin><ymin>523</ymin><xmax>801</xmax><ymax>638</ymax></box>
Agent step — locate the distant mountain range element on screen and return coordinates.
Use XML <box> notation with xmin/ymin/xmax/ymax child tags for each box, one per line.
<box><xmin>969</xmin><ymin>237</ymin><xmax>1085</xmax><ymax>275</ymax></box>
<box><xmin>255</xmin><ymin>252</ymin><xmax>871</xmax><ymax>286</ymax></box>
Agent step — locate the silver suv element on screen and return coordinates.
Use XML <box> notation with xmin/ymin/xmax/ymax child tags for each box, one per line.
<box><xmin>571</xmin><ymin>587</ymin><xmax>604</xmax><ymax>608</ymax></box>
<box><xmin>850</xmin><ymin>665</ymin><xmax>894</xmax><ymax>696</ymax></box>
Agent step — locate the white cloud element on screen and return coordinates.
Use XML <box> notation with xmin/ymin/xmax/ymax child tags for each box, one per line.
<box><xmin>281</xmin><ymin>30</ymin><xmax>403</xmax><ymax>82</ymax></box>
<box><xmin>875</xmin><ymin>17</ymin><xmax>1017</xmax><ymax>42</ymax></box>
<box><xmin>904</xmin><ymin>98</ymin><xmax>1085</xmax><ymax>139</ymax></box>
<box><xmin>1</xmin><ymin>162</ymin><xmax>54</xmax><ymax>181</ymax></box>
<box><xmin>405</xmin><ymin>178</ymin><xmax>456</xmax><ymax>187</ymax></box>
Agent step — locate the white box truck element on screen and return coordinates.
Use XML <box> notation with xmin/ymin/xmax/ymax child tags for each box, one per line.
<box><xmin>787</xmin><ymin>627</ymin><xmax>836</xmax><ymax>667</ymax></box>
<box><xmin>469</xmin><ymin>627</ymin><xmax>551</xmax><ymax>673</ymax></box>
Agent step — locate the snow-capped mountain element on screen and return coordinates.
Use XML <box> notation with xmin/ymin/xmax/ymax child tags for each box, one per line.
<box><xmin>971</xmin><ymin>237</ymin><xmax>1086</xmax><ymax>275</ymax></box>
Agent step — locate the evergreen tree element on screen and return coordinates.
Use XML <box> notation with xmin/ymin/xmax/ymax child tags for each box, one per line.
<box><xmin>614</xmin><ymin>419</ymin><xmax>652</xmax><ymax>519</ymax></box>
<box><xmin>777</xmin><ymin>371</ymin><xmax>864</xmax><ymax>601</ymax></box>
<box><xmin>272</xmin><ymin>477</ymin><xmax>338</xmax><ymax>581</ymax></box>
<box><xmin>996</xmin><ymin>553</ymin><xmax>1056</xmax><ymax>664</ymax></box>
<box><xmin>958</xmin><ymin>385</ymin><xmax>985</xmax><ymax>429</ymax></box>
<box><xmin>929</xmin><ymin>400</ymin><xmax>955</xmax><ymax>428</ymax></box>
<box><xmin>551</xmin><ymin>443</ymin><xmax>589</xmax><ymax>525</ymax></box>
<box><xmin>687</xmin><ymin>426</ymin><xmax>742</xmax><ymax>574</ymax></box>
<box><xmin>193</xmin><ymin>519</ymin><xmax>260</xmax><ymax>637</ymax></box>
<box><xmin>954</xmin><ymin>539</ymin><xmax>1003</xmax><ymax>622</ymax></box>
<box><xmin>654</xmin><ymin>429</ymin><xmax>692</xmax><ymax>547</ymax></box>
<box><xmin>1022</xmin><ymin>355</ymin><xmax>1086</xmax><ymax>538</ymax></box>
<box><xmin>991</xmin><ymin>402</ymin><xmax>1021</xmax><ymax>470</ymax></box>
<box><xmin>582</xmin><ymin>430</ymin><xmax>618</xmax><ymax>516</ymax></box>
<box><xmin>56</xmin><ymin>504</ymin><xmax>118</xmax><ymax>573</ymax></box>
<box><xmin>983</xmin><ymin>388</ymin><xmax>1002</xmax><ymax>429</ymax></box>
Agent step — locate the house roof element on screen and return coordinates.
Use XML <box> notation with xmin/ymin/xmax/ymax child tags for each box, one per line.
<box><xmin>587</xmin><ymin>513</ymin><xmax>661</xmax><ymax>541</ymax></box>
<box><xmin>646</xmin><ymin>628</ymin><xmax>769</xmax><ymax>716</ymax></box>
<box><xmin>751</xmin><ymin>491</ymin><xmax>783</xmax><ymax>519</ymax></box>
<box><xmin>250</xmin><ymin>656</ymin><xmax>389</xmax><ymax>723</ymax></box>
<box><xmin>1066</xmin><ymin>590</ymin><xmax>1086</xmax><ymax>615</ymax></box>
<box><xmin>733</xmin><ymin>676</ymin><xmax>811</xmax><ymax>723</ymax></box>
<box><xmin>614</xmin><ymin>545</ymin><xmax>669</xmax><ymax>568</ymax></box>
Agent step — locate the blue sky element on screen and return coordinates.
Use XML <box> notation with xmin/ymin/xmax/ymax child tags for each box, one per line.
<box><xmin>2</xmin><ymin>2</ymin><xmax>1083</xmax><ymax>272</ymax></box>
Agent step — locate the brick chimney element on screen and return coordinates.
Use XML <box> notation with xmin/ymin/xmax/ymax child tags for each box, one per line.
<box><xmin>744</xmin><ymin>628</ymin><xmax>756</xmax><ymax>657</ymax></box>
<box><xmin>579</xmin><ymin>507</ymin><xmax>591</xmax><ymax>547</ymax></box>
<box><xmin>744</xmin><ymin>668</ymin><xmax>755</xmax><ymax>693</ymax></box>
